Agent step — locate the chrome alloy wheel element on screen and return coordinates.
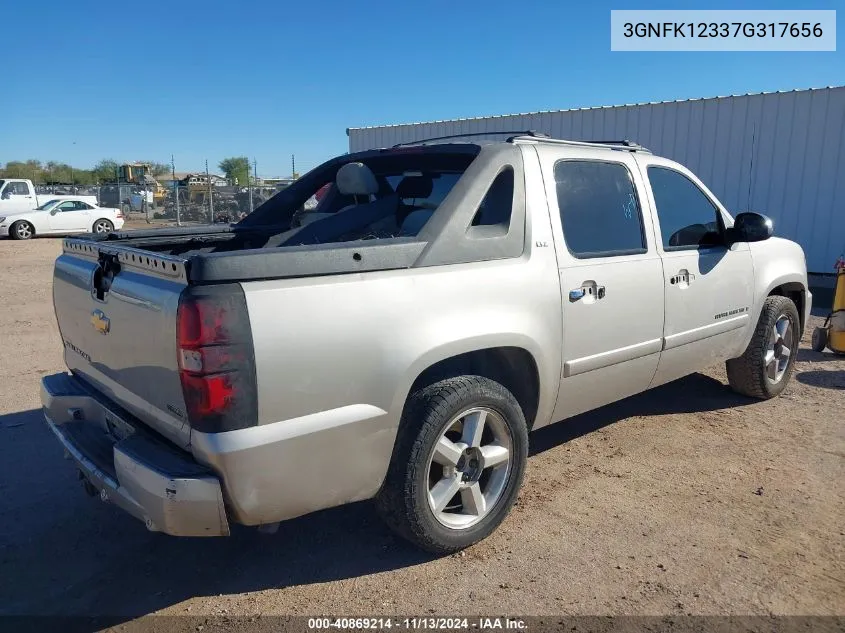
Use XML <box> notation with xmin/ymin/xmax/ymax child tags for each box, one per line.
<box><xmin>94</xmin><ymin>220</ymin><xmax>112</xmax><ymax>233</ymax></box>
<box><xmin>765</xmin><ymin>314</ymin><xmax>794</xmax><ymax>383</ymax></box>
<box><xmin>426</xmin><ymin>407</ymin><xmax>512</xmax><ymax>529</ymax></box>
<box><xmin>15</xmin><ymin>222</ymin><xmax>33</xmax><ymax>239</ymax></box>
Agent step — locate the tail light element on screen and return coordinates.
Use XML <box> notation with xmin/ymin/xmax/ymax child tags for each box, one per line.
<box><xmin>115</xmin><ymin>210</ymin><xmax>125</xmax><ymax>219</ymax></box>
<box><xmin>176</xmin><ymin>285</ymin><xmax>258</xmax><ymax>433</ymax></box>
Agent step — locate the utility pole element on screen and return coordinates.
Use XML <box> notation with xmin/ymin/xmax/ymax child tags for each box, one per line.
<box><xmin>206</xmin><ymin>159</ymin><xmax>214</xmax><ymax>223</ymax></box>
<box><xmin>70</xmin><ymin>141</ymin><xmax>76</xmax><ymax>191</ymax></box>
<box><xmin>143</xmin><ymin>178</ymin><xmax>150</xmax><ymax>223</ymax></box>
<box><xmin>247</xmin><ymin>157</ymin><xmax>253</xmax><ymax>214</ymax></box>
<box><xmin>172</xmin><ymin>154</ymin><xmax>181</xmax><ymax>227</ymax></box>
<box><xmin>291</xmin><ymin>154</ymin><xmax>295</xmax><ymax>178</ymax></box>
<box><xmin>253</xmin><ymin>158</ymin><xmax>258</xmax><ymax>209</ymax></box>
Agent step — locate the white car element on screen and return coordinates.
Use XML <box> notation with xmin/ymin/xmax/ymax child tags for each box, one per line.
<box><xmin>0</xmin><ymin>198</ymin><xmax>125</xmax><ymax>240</ymax></box>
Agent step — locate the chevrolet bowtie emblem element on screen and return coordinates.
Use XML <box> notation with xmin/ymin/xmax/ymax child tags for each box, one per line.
<box><xmin>91</xmin><ymin>309</ymin><xmax>110</xmax><ymax>335</ymax></box>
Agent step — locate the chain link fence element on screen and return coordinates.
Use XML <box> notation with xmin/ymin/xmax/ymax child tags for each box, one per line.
<box><xmin>34</xmin><ymin>176</ymin><xmax>292</xmax><ymax>226</ymax></box>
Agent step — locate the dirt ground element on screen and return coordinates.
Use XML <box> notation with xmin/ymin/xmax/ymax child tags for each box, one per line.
<box><xmin>0</xmin><ymin>235</ymin><xmax>842</xmax><ymax>624</ymax></box>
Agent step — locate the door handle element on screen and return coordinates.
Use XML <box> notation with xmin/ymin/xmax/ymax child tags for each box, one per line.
<box><xmin>670</xmin><ymin>270</ymin><xmax>695</xmax><ymax>287</ymax></box>
<box><xmin>570</xmin><ymin>285</ymin><xmax>606</xmax><ymax>302</ymax></box>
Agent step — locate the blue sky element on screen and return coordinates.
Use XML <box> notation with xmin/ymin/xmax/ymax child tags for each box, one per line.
<box><xmin>3</xmin><ymin>0</ymin><xmax>842</xmax><ymax>176</ymax></box>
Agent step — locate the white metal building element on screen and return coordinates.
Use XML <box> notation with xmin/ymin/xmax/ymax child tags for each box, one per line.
<box><xmin>347</xmin><ymin>86</ymin><xmax>845</xmax><ymax>274</ymax></box>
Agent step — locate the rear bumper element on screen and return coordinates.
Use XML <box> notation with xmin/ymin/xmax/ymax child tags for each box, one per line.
<box><xmin>41</xmin><ymin>373</ymin><xmax>229</xmax><ymax>537</ymax></box>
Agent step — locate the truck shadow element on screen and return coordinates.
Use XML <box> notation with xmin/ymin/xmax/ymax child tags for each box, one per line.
<box><xmin>530</xmin><ymin>372</ymin><xmax>750</xmax><ymax>456</ymax></box>
<box><xmin>0</xmin><ymin>372</ymin><xmax>750</xmax><ymax>623</ymax></box>
<box><xmin>797</xmin><ymin>347</ymin><xmax>844</xmax><ymax>363</ymax></box>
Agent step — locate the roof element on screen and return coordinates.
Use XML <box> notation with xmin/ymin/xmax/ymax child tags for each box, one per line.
<box><xmin>347</xmin><ymin>85</ymin><xmax>844</xmax><ymax>132</ymax></box>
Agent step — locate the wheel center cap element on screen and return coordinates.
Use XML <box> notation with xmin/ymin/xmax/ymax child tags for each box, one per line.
<box><xmin>459</xmin><ymin>447</ymin><xmax>483</xmax><ymax>483</ymax></box>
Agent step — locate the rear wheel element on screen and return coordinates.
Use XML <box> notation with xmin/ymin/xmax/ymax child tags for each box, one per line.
<box><xmin>93</xmin><ymin>219</ymin><xmax>114</xmax><ymax>234</ymax></box>
<box><xmin>10</xmin><ymin>220</ymin><xmax>34</xmax><ymax>240</ymax></box>
<box><xmin>376</xmin><ymin>376</ymin><xmax>528</xmax><ymax>554</ymax></box>
<box><xmin>726</xmin><ymin>295</ymin><xmax>800</xmax><ymax>399</ymax></box>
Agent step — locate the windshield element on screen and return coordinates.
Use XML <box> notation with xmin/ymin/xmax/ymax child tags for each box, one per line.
<box><xmin>36</xmin><ymin>199</ymin><xmax>60</xmax><ymax>211</ymax></box>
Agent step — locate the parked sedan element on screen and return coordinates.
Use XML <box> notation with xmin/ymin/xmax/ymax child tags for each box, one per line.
<box><xmin>0</xmin><ymin>199</ymin><xmax>125</xmax><ymax>240</ymax></box>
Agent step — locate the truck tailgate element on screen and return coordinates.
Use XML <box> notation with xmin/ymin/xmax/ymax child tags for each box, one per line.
<box><xmin>53</xmin><ymin>239</ymin><xmax>192</xmax><ymax>448</ymax></box>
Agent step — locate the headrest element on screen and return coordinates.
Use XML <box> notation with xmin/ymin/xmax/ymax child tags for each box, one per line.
<box><xmin>396</xmin><ymin>175</ymin><xmax>433</xmax><ymax>199</ymax></box>
<box><xmin>336</xmin><ymin>162</ymin><xmax>379</xmax><ymax>196</ymax></box>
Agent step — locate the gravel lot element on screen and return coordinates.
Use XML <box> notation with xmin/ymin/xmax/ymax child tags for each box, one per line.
<box><xmin>0</xmin><ymin>235</ymin><xmax>842</xmax><ymax>624</ymax></box>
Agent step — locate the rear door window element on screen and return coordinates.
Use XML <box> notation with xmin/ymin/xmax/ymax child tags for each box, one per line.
<box><xmin>554</xmin><ymin>160</ymin><xmax>646</xmax><ymax>258</ymax></box>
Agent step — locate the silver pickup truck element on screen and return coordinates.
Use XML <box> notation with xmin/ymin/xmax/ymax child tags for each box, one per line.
<box><xmin>42</xmin><ymin>135</ymin><xmax>811</xmax><ymax>553</ymax></box>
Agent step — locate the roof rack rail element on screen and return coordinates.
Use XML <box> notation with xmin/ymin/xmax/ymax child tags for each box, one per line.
<box><xmin>392</xmin><ymin>130</ymin><xmax>549</xmax><ymax>147</ymax></box>
<box><xmin>510</xmin><ymin>136</ymin><xmax>652</xmax><ymax>153</ymax></box>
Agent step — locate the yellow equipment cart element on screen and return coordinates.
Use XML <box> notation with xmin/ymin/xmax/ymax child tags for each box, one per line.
<box><xmin>812</xmin><ymin>256</ymin><xmax>845</xmax><ymax>354</ymax></box>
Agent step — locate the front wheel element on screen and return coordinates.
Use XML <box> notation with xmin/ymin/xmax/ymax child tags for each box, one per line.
<box><xmin>9</xmin><ymin>220</ymin><xmax>34</xmax><ymax>240</ymax></box>
<box><xmin>376</xmin><ymin>376</ymin><xmax>528</xmax><ymax>554</ymax></box>
<box><xmin>93</xmin><ymin>219</ymin><xmax>114</xmax><ymax>234</ymax></box>
<box><xmin>726</xmin><ymin>295</ymin><xmax>800</xmax><ymax>399</ymax></box>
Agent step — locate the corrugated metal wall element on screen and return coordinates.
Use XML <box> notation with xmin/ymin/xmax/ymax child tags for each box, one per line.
<box><xmin>348</xmin><ymin>87</ymin><xmax>845</xmax><ymax>274</ymax></box>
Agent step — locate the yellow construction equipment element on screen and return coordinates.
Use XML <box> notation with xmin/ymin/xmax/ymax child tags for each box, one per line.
<box><xmin>811</xmin><ymin>255</ymin><xmax>845</xmax><ymax>354</ymax></box>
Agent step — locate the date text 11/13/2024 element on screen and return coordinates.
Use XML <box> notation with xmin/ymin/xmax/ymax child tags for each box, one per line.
<box><xmin>307</xmin><ymin>617</ymin><xmax>528</xmax><ymax>630</ymax></box>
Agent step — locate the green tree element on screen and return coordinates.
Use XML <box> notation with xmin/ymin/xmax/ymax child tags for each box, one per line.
<box><xmin>92</xmin><ymin>159</ymin><xmax>119</xmax><ymax>184</ymax></box>
<box><xmin>218</xmin><ymin>156</ymin><xmax>250</xmax><ymax>186</ymax></box>
<box><xmin>2</xmin><ymin>160</ymin><xmax>41</xmax><ymax>180</ymax></box>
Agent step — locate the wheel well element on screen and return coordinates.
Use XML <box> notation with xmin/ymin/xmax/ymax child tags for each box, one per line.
<box><xmin>769</xmin><ymin>283</ymin><xmax>806</xmax><ymax>330</ymax></box>
<box><xmin>409</xmin><ymin>347</ymin><xmax>540</xmax><ymax>430</ymax></box>
<box><xmin>11</xmin><ymin>219</ymin><xmax>34</xmax><ymax>234</ymax></box>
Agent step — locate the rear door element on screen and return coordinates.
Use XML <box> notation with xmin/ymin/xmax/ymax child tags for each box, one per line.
<box><xmin>536</xmin><ymin>145</ymin><xmax>665</xmax><ymax>421</ymax></box>
<box><xmin>635</xmin><ymin>157</ymin><xmax>755</xmax><ymax>387</ymax></box>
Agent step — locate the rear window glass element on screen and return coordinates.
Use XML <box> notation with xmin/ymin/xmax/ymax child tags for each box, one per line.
<box><xmin>270</xmin><ymin>150</ymin><xmax>479</xmax><ymax>245</ymax></box>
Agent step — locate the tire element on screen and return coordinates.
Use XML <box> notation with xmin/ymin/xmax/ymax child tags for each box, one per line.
<box><xmin>376</xmin><ymin>376</ymin><xmax>528</xmax><ymax>554</ymax></box>
<box><xmin>811</xmin><ymin>327</ymin><xmax>828</xmax><ymax>353</ymax></box>
<box><xmin>726</xmin><ymin>295</ymin><xmax>801</xmax><ymax>399</ymax></box>
<box><xmin>9</xmin><ymin>220</ymin><xmax>34</xmax><ymax>240</ymax></box>
<box><xmin>93</xmin><ymin>219</ymin><xmax>114</xmax><ymax>234</ymax></box>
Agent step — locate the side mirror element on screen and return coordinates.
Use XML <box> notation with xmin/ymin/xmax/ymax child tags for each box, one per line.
<box><xmin>50</xmin><ymin>208</ymin><xmax>60</xmax><ymax>215</ymax></box>
<box><xmin>732</xmin><ymin>212</ymin><xmax>773</xmax><ymax>243</ymax></box>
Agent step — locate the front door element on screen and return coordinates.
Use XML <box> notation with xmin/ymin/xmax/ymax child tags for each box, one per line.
<box><xmin>537</xmin><ymin>147</ymin><xmax>665</xmax><ymax>422</ymax></box>
<box><xmin>48</xmin><ymin>200</ymin><xmax>92</xmax><ymax>233</ymax></box>
<box><xmin>636</xmin><ymin>160</ymin><xmax>756</xmax><ymax>387</ymax></box>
